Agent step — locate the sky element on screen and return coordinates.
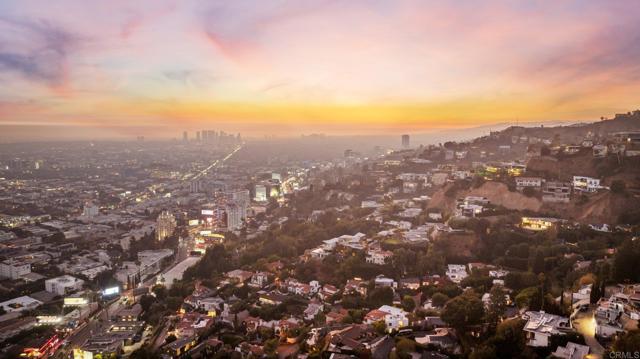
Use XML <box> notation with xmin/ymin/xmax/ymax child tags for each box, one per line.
<box><xmin>0</xmin><ymin>0</ymin><xmax>639</xmax><ymax>141</ymax></box>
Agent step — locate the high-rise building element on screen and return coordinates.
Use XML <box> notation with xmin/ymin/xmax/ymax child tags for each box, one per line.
<box><xmin>82</xmin><ymin>202</ymin><xmax>99</xmax><ymax>218</ymax></box>
<box><xmin>196</xmin><ymin>131</ymin><xmax>201</xmax><ymax>142</ymax></box>
<box><xmin>156</xmin><ymin>210</ymin><xmax>177</xmax><ymax>241</ymax></box>
<box><xmin>183</xmin><ymin>131</ymin><xmax>188</xmax><ymax>142</ymax></box>
<box><xmin>190</xmin><ymin>180</ymin><xmax>202</xmax><ymax>193</ymax></box>
<box><xmin>401</xmin><ymin>134</ymin><xmax>410</xmax><ymax>148</ymax></box>
<box><xmin>202</xmin><ymin>130</ymin><xmax>208</xmax><ymax>142</ymax></box>
<box><xmin>225</xmin><ymin>202</ymin><xmax>244</xmax><ymax>231</ymax></box>
<box><xmin>254</xmin><ymin>184</ymin><xmax>267</xmax><ymax>202</ymax></box>
<box><xmin>226</xmin><ymin>189</ymin><xmax>249</xmax><ymax>225</ymax></box>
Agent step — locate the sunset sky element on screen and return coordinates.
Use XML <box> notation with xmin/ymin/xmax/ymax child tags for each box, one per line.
<box><xmin>1</xmin><ymin>0</ymin><xmax>639</xmax><ymax>140</ymax></box>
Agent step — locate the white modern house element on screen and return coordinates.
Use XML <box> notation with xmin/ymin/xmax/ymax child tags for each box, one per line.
<box><xmin>364</xmin><ymin>305</ymin><xmax>409</xmax><ymax>331</ymax></box>
<box><xmin>523</xmin><ymin>311</ymin><xmax>571</xmax><ymax>347</ymax></box>
<box><xmin>366</xmin><ymin>249</ymin><xmax>393</xmax><ymax>265</ymax></box>
<box><xmin>572</xmin><ymin>176</ymin><xmax>602</xmax><ymax>193</ymax></box>
<box><xmin>446</xmin><ymin>264</ymin><xmax>468</xmax><ymax>283</ymax></box>
<box><xmin>515</xmin><ymin>177</ymin><xmax>544</xmax><ymax>191</ymax></box>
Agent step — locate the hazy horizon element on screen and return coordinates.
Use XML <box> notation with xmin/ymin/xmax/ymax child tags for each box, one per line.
<box><xmin>0</xmin><ymin>117</ymin><xmax>586</xmax><ymax>144</ymax></box>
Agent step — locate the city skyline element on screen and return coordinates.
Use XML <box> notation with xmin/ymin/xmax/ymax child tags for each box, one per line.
<box><xmin>1</xmin><ymin>1</ymin><xmax>640</xmax><ymax>141</ymax></box>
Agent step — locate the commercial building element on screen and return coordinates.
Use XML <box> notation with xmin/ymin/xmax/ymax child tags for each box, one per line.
<box><xmin>158</xmin><ymin>256</ymin><xmax>200</xmax><ymax>289</ymax></box>
<box><xmin>156</xmin><ymin>210</ymin><xmax>177</xmax><ymax>241</ymax></box>
<box><xmin>0</xmin><ymin>259</ymin><xmax>31</xmax><ymax>280</ymax></box>
<box><xmin>0</xmin><ymin>296</ymin><xmax>42</xmax><ymax>313</ymax></box>
<box><xmin>138</xmin><ymin>249</ymin><xmax>174</xmax><ymax>276</ymax></box>
<box><xmin>401</xmin><ymin>134</ymin><xmax>410</xmax><ymax>148</ymax></box>
<box><xmin>225</xmin><ymin>202</ymin><xmax>244</xmax><ymax>231</ymax></box>
<box><xmin>254</xmin><ymin>184</ymin><xmax>267</xmax><ymax>202</ymax></box>
<box><xmin>82</xmin><ymin>202</ymin><xmax>99</xmax><ymax>218</ymax></box>
<box><xmin>45</xmin><ymin>275</ymin><xmax>84</xmax><ymax>296</ymax></box>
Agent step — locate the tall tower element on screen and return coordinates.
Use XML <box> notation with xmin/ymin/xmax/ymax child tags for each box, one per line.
<box><xmin>156</xmin><ymin>210</ymin><xmax>177</xmax><ymax>241</ymax></box>
<box><xmin>225</xmin><ymin>202</ymin><xmax>244</xmax><ymax>231</ymax></box>
<box><xmin>196</xmin><ymin>131</ymin><xmax>201</xmax><ymax>142</ymax></box>
<box><xmin>401</xmin><ymin>134</ymin><xmax>410</xmax><ymax>148</ymax></box>
<box><xmin>183</xmin><ymin>131</ymin><xmax>188</xmax><ymax>142</ymax></box>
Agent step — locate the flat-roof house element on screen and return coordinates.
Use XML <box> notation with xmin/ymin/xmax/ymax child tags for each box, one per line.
<box><xmin>523</xmin><ymin>311</ymin><xmax>570</xmax><ymax>347</ymax></box>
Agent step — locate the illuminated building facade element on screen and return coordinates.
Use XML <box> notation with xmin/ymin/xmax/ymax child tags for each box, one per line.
<box><xmin>521</xmin><ymin>217</ymin><xmax>561</xmax><ymax>231</ymax></box>
<box><xmin>156</xmin><ymin>210</ymin><xmax>177</xmax><ymax>241</ymax></box>
<box><xmin>254</xmin><ymin>184</ymin><xmax>267</xmax><ymax>202</ymax></box>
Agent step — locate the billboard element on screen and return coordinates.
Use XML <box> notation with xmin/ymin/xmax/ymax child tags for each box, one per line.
<box><xmin>201</xmin><ymin>209</ymin><xmax>214</xmax><ymax>216</ymax></box>
<box><xmin>36</xmin><ymin>315</ymin><xmax>63</xmax><ymax>325</ymax></box>
<box><xmin>102</xmin><ymin>286</ymin><xmax>119</xmax><ymax>296</ymax></box>
<box><xmin>64</xmin><ymin>297</ymin><xmax>88</xmax><ymax>306</ymax></box>
<box><xmin>73</xmin><ymin>349</ymin><xmax>94</xmax><ymax>359</ymax></box>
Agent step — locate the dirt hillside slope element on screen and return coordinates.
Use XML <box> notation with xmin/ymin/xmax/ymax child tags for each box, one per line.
<box><xmin>429</xmin><ymin>181</ymin><xmax>543</xmax><ymax>214</ymax></box>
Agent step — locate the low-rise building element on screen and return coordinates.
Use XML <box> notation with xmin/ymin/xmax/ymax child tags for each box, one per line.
<box><xmin>431</xmin><ymin>173</ymin><xmax>449</xmax><ymax>186</ymax></box>
<box><xmin>45</xmin><ymin>275</ymin><xmax>84</xmax><ymax>296</ymax></box>
<box><xmin>573</xmin><ymin>176</ymin><xmax>602</xmax><ymax>193</ymax></box>
<box><xmin>446</xmin><ymin>264</ymin><xmax>468</xmax><ymax>284</ymax></box>
<box><xmin>304</xmin><ymin>300</ymin><xmax>324</xmax><ymax>321</ymax></box>
<box><xmin>364</xmin><ymin>305</ymin><xmax>409</xmax><ymax>332</ymax></box>
<box><xmin>523</xmin><ymin>311</ymin><xmax>570</xmax><ymax>347</ymax></box>
<box><xmin>521</xmin><ymin>217</ymin><xmax>562</xmax><ymax>231</ymax></box>
<box><xmin>225</xmin><ymin>269</ymin><xmax>253</xmax><ymax>283</ymax></box>
<box><xmin>0</xmin><ymin>296</ymin><xmax>42</xmax><ymax>313</ymax></box>
<box><xmin>250</xmin><ymin>272</ymin><xmax>269</xmax><ymax>288</ymax></box>
<box><xmin>0</xmin><ymin>259</ymin><xmax>31</xmax><ymax>280</ymax></box>
<box><xmin>515</xmin><ymin>177</ymin><xmax>544</xmax><ymax>191</ymax></box>
<box><xmin>543</xmin><ymin>181</ymin><xmax>571</xmax><ymax>203</ymax></box>
<box><xmin>374</xmin><ymin>275</ymin><xmax>397</xmax><ymax>289</ymax></box>
<box><xmin>552</xmin><ymin>342</ymin><xmax>590</xmax><ymax>359</ymax></box>
<box><xmin>365</xmin><ymin>249</ymin><xmax>393</xmax><ymax>265</ymax></box>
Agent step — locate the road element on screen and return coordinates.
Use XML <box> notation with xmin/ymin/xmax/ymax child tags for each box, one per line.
<box><xmin>54</xmin><ymin>298</ymin><xmax>124</xmax><ymax>358</ymax></box>
<box><xmin>190</xmin><ymin>144</ymin><xmax>242</xmax><ymax>181</ymax></box>
<box><xmin>119</xmin><ymin>144</ymin><xmax>242</xmax><ymax>210</ymax></box>
<box><xmin>572</xmin><ymin>309</ymin><xmax>604</xmax><ymax>358</ymax></box>
<box><xmin>55</xmin><ymin>145</ymin><xmax>243</xmax><ymax>358</ymax></box>
<box><xmin>150</xmin><ymin>319</ymin><xmax>171</xmax><ymax>351</ymax></box>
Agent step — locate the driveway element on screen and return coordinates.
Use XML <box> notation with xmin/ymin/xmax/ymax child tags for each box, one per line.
<box><xmin>572</xmin><ymin>309</ymin><xmax>604</xmax><ymax>358</ymax></box>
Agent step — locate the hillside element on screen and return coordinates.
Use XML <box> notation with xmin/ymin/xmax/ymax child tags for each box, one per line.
<box><xmin>486</xmin><ymin>110</ymin><xmax>640</xmax><ymax>146</ymax></box>
<box><xmin>541</xmin><ymin>191</ymin><xmax>639</xmax><ymax>224</ymax></box>
<box><xmin>429</xmin><ymin>181</ymin><xmax>543</xmax><ymax>214</ymax></box>
<box><xmin>429</xmin><ymin>176</ymin><xmax>639</xmax><ymax>224</ymax></box>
